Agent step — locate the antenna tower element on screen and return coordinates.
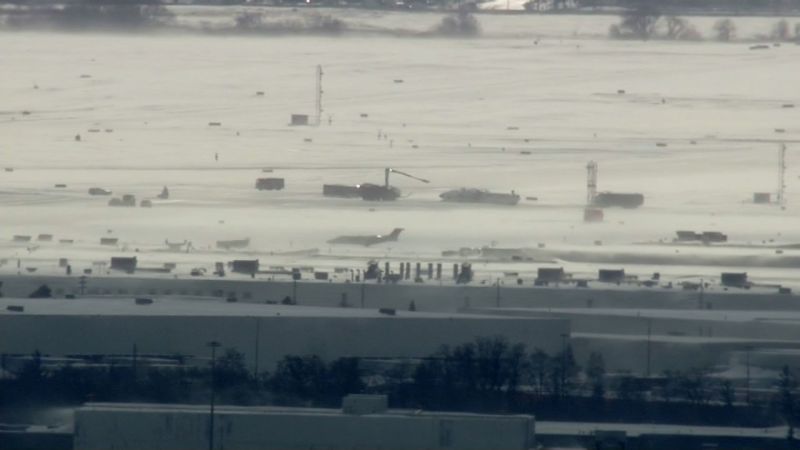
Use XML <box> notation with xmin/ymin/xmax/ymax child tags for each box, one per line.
<box><xmin>586</xmin><ymin>161</ymin><xmax>598</xmax><ymax>205</ymax></box>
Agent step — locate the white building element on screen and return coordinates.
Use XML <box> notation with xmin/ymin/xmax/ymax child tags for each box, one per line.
<box><xmin>74</xmin><ymin>396</ymin><xmax>536</xmax><ymax>450</ymax></box>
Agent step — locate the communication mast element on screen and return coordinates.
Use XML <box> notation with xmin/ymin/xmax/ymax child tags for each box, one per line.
<box><xmin>777</xmin><ymin>143</ymin><xmax>786</xmax><ymax>205</ymax></box>
<box><xmin>586</xmin><ymin>161</ymin><xmax>598</xmax><ymax>205</ymax></box>
<box><xmin>315</xmin><ymin>65</ymin><xmax>323</xmax><ymax>126</ymax></box>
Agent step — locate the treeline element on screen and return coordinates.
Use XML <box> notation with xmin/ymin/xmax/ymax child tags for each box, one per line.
<box><xmin>609</xmin><ymin>0</ymin><xmax>800</xmax><ymax>41</ymax></box>
<box><xmin>228</xmin><ymin>8</ymin><xmax>480</xmax><ymax>36</ymax></box>
<box><xmin>1</xmin><ymin>337</ymin><xmax>797</xmax><ymax>428</ymax></box>
<box><xmin>2</xmin><ymin>1</ymin><xmax>173</xmax><ymax>30</ymax></box>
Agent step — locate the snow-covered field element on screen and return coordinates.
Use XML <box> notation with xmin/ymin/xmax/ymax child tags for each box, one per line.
<box><xmin>1</xmin><ymin>12</ymin><xmax>799</xmax><ymax>284</ymax></box>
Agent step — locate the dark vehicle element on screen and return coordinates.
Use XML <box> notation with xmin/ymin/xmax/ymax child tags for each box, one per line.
<box><xmin>109</xmin><ymin>194</ymin><xmax>136</xmax><ymax>207</ymax></box>
<box><xmin>359</xmin><ymin>183</ymin><xmax>402</xmax><ymax>201</ymax></box>
<box><xmin>88</xmin><ymin>187</ymin><xmax>112</xmax><ymax>196</ymax></box>
<box><xmin>676</xmin><ymin>230</ymin><xmax>727</xmax><ymax>243</ymax></box>
<box><xmin>256</xmin><ymin>178</ymin><xmax>285</xmax><ymax>190</ymax></box>
<box><xmin>591</xmin><ymin>192</ymin><xmax>644</xmax><ymax>209</ymax></box>
<box><xmin>323</xmin><ymin>184</ymin><xmax>362</xmax><ymax>198</ymax></box>
<box><xmin>358</xmin><ymin>168</ymin><xmax>428</xmax><ymax>201</ymax></box>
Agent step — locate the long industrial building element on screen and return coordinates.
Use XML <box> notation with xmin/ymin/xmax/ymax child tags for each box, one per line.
<box><xmin>73</xmin><ymin>397</ymin><xmax>536</xmax><ymax>450</ymax></box>
<box><xmin>0</xmin><ymin>297</ymin><xmax>569</xmax><ymax>369</ymax></box>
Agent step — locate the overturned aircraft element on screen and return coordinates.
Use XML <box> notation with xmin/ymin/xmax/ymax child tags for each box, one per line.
<box><xmin>327</xmin><ymin>228</ymin><xmax>404</xmax><ymax>247</ymax></box>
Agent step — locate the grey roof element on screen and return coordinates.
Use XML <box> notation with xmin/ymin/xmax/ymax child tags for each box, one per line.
<box><xmin>0</xmin><ymin>297</ymin><xmax>552</xmax><ymax>321</ymax></box>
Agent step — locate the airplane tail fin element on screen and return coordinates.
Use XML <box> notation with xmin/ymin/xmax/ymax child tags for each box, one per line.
<box><xmin>388</xmin><ymin>228</ymin><xmax>404</xmax><ymax>240</ymax></box>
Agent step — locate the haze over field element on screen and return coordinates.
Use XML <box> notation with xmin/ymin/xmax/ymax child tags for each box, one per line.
<box><xmin>1</xmin><ymin>11</ymin><xmax>799</xmax><ymax>284</ymax></box>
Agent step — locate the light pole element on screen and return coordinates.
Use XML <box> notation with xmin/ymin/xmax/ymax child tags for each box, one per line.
<box><xmin>646</xmin><ymin>318</ymin><xmax>652</xmax><ymax>377</ymax></box>
<box><xmin>495</xmin><ymin>278</ymin><xmax>501</xmax><ymax>308</ymax></box>
<box><xmin>207</xmin><ymin>341</ymin><xmax>221</xmax><ymax>450</ymax></box>
<box><xmin>745</xmin><ymin>345</ymin><xmax>752</xmax><ymax>405</ymax></box>
<box><xmin>560</xmin><ymin>333</ymin><xmax>568</xmax><ymax>396</ymax></box>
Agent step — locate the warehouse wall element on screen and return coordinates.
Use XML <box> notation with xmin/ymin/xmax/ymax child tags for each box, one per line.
<box><xmin>74</xmin><ymin>406</ymin><xmax>535</xmax><ymax>450</ymax></box>
<box><xmin>0</xmin><ymin>313</ymin><xmax>568</xmax><ymax>369</ymax></box>
<box><xmin>2</xmin><ymin>274</ymin><xmax>797</xmax><ymax>313</ymax></box>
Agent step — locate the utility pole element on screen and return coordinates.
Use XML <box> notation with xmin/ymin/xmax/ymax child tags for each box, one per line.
<box><xmin>315</xmin><ymin>65</ymin><xmax>323</xmax><ymax>127</ymax></box>
<box><xmin>495</xmin><ymin>278</ymin><xmax>501</xmax><ymax>308</ymax></box>
<box><xmin>777</xmin><ymin>143</ymin><xmax>786</xmax><ymax>206</ymax></box>
<box><xmin>207</xmin><ymin>341</ymin><xmax>221</xmax><ymax>450</ymax></box>
<box><xmin>560</xmin><ymin>333</ymin><xmax>568</xmax><ymax>396</ymax></box>
<box><xmin>745</xmin><ymin>345</ymin><xmax>752</xmax><ymax>405</ymax></box>
<box><xmin>698</xmin><ymin>278</ymin><xmax>705</xmax><ymax>309</ymax></box>
<box><xmin>132</xmin><ymin>343</ymin><xmax>138</xmax><ymax>382</ymax></box>
<box><xmin>253</xmin><ymin>320</ymin><xmax>260</xmax><ymax>381</ymax></box>
<box><xmin>78</xmin><ymin>275</ymin><xmax>88</xmax><ymax>295</ymax></box>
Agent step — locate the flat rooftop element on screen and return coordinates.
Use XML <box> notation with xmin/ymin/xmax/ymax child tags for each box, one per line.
<box><xmin>79</xmin><ymin>402</ymin><xmax>531</xmax><ymax>421</ymax></box>
<box><xmin>472</xmin><ymin>307</ymin><xmax>800</xmax><ymax>324</ymax></box>
<box><xmin>76</xmin><ymin>403</ymin><xmax>785</xmax><ymax>439</ymax></box>
<box><xmin>572</xmin><ymin>332</ymin><xmax>800</xmax><ymax>346</ymax></box>
<box><xmin>537</xmin><ymin>420</ymin><xmax>787</xmax><ymax>439</ymax></box>
<box><xmin>0</xmin><ymin>296</ymin><xmax>550</xmax><ymax>321</ymax></box>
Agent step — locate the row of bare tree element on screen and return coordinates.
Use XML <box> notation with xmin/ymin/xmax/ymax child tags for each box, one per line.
<box><xmin>610</xmin><ymin>1</ymin><xmax>800</xmax><ymax>41</ymax></box>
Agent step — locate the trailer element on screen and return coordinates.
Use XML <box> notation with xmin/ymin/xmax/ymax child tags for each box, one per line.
<box><xmin>255</xmin><ymin>178</ymin><xmax>285</xmax><ymax>191</ymax></box>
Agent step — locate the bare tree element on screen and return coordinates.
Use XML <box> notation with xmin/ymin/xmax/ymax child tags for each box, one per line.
<box><xmin>718</xmin><ymin>379</ymin><xmax>735</xmax><ymax>408</ymax></box>
<box><xmin>771</xmin><ymin>19</ymin><xmax>791</xmax><ymax>41</ymax></box>
<box><xmin>664</xmin><ymin>16</ymin><xmax>701</xmax><ymax>40</ymax></box>
<box><xmin>713</xmin><ymin>18</ymin><xmax>736</xmax><ymax>41</ymax></box>
<box><xmin>586</xmin><ymin>352</ymin><xmax>606</xmax><ymax>403</ymax></box>
<box><xmin>235</xmin><ymin>11</ymin><xmax>263</xmax><ymax>31</ymax></box>
<box><xmin>609</xmin><ymin>0</ymin><xmax>660</xmax><ymax>40</ymax></box>
<box><xmin>433</xmin><ymin>8</ymin><xmax>481</xmax><ymax>37</ymax></box>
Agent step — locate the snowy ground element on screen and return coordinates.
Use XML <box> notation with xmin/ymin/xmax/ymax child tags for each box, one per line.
<box><xmin>1</xmin><ymin>12</ymin><xmax>799</xmax><ymax>285</ymax></box>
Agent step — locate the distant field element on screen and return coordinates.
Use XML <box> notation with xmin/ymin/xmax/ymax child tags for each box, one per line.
<box><xmin>0</xmin><ymin>15</ymin><xmax>799</xmax><ymax>283</ymax></box>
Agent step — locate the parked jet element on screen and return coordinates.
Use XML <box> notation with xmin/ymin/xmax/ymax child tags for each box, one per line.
<box><xmin>327</xmin><ymin>228</ymin><xmax>404</xmax><ymax>247</ymax></box>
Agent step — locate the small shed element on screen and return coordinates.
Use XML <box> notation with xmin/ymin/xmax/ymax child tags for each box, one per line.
<box><xmin>537</xmin><ymin>267</ymin><xmax>565</xmax><ymax>283</ymax></box>
<box><xmin>231</xmin><ymin>259</ymin><xmax>259</xmax><ymax>275</ymax></box>
<box><xmin>721</xmin><ymin>272</ymin><xmax>748</xmax><ymax>287</ymax></box>
<box><xmin>676</xmin><ymin>230</ymin><xmax>701</xmax><ymax>241</ymax></box>
<box><xmin>598</xmin><ymin>269</ymin><xmax>625</xmax><ymax>283</ymax></box>
<box><xmin>701</xmin><ymin>231</ymin><xmax>727</xmax><ymax>243</ymax></box>
<box><xmin>753</xmin><ymin>192</ymin><xmax>771</xmax><ymax>204</ymax></box>
<box><xmin>290</xmin><ymin>114</ymin><xmax>309</xmax><ymax>126</ymax></box>
<box><xmin>110</xmin><ymin>257</ymin><xmax>137</xmax><ymax>273</ymax></box>
<box><xmin>583</xmin><ymin>207</ymin><xmax>604</xmax><ymax>223</ymax></box>
<box><xmin>255</xmin><ymin>178</ymin><xmax>285</xmax><ymax>191</ymax></box>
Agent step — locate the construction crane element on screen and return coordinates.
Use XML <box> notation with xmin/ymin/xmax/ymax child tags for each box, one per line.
<box><xmin>359</xmin><ymin>168</ymin><xmax>430</xmax><ymax>201</ymax></box>
<box><xmin>777</xmin><ymin>143</ymin><xmax>786</xmax><ymax>206</ymax></box>
<box><xmin>584</xmin><ymin>160</ymin><xmax>643</xmax><ymax>210</ymax></box>
<box><xmin>584</xmin><ymin>161</ymin><xmax>603</xmax><ymax>222</ymax></box>
<box><xmin>384</xmin><ymin>168</ymin><xmax>429</xmax><ymax>187</ymax></box>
